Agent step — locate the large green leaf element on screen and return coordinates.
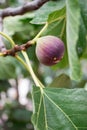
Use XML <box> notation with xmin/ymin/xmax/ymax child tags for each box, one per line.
<box><xmin>32</xmin><ymin>86</ymin><xmax>87</xmax><ymax>130</ymax></box>
<box><xmin>31</xmin><ymin>0</ymin><xmax>65</xmax><ymax>24</ymax></box>
<box><xmin>66</xmin><ymin>0</ymin><xmax>82</xmax><ymax>81</ymax></box>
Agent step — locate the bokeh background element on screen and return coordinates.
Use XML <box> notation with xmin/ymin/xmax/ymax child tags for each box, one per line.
<box><xmin>0</xmin><ymin>0</ymin><xmax>87</xmax><ymax>130</ymax></box>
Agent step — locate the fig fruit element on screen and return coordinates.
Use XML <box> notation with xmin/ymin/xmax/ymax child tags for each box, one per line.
<box><xmin>36</xmin><ymin>36</ymin><xmax>65</xmax><ymax>66</ymax></box>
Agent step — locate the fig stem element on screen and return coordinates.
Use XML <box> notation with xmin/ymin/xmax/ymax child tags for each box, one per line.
<box><xmin>31</xmin><ymin>22</ymin><xmax>48</xmax><ymax>44</ymax></box>
<box><xmin>16</xmin><ymin>55</ymin><xmax>40</xmax><ymax>86</ymax></box>
<box><xmin>16</xmin><ymin>53</ymin><xmax>44</xmax><ymax>88</ymax></box>
<box><xmin>21</xmin><ymin>51</ymin><xmax>45</xmax><ymax>88</ymax></box>
<box><xmin>0</xmin><ymin>31</ymin><xmax>15</xmax><ymax>47</ymax></box>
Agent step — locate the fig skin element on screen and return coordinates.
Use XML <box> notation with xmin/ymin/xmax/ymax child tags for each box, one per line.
<box><xmin>36</xmin><ymin>36</ymin><xmax>65</xmax><ymax>66</ymax></box>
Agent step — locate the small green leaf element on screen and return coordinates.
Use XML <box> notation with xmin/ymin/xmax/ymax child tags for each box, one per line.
<box><xmin>66</xmin><ymin>0</ymin><xmax>82</xmax><ymax>81</ymax></box>
<box><xmin>48</xmin><ymin>74</ymin><xmax>72</xmax><ymax>88</ymax></box>
<box><xmin>47</xmin><ymin>7</ymin><xmax>65</xmax><ymax>24</ymax></box>
<box><xmin>31</xmin><ymin>0</ymin><xmax>65</xmax><ymax>24</ymax></box>
<box><xmin>43</xmin><ymin>19</ymin><xmax>64</xmax><ymax>36</ymax></box>
<box><xmin>32</xmin><ymin>86</ymin><xmax>87</xmax><ymax>130</ymax></box>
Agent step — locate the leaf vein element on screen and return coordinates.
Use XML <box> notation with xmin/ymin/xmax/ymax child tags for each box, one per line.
<box><xmin>36</xmin><ymin>94</ymin><xmax>43</xmax><ymax>127</ymax></box>
<box><xmin>44</xmin><ymin>91</ymin><xmax>78</xmax><ymax>130</ymax></box>
<box><xmin>43</xmin><ymin>95</ymin><xmax>48</xmax><ymax>130</ymax></box>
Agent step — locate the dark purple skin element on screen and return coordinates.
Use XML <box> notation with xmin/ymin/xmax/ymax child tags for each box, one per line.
<box><xmin>36</xmin><ymin>36</ymin><xmax>65</xmax><ymax>66</ymax></box>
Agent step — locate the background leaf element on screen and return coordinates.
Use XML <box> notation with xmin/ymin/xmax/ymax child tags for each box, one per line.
<box><xmin>76</xmin><ymin>18</ymin><xmax>87</xmax><ymax>57</ymax></box>
<box><xmin>0</xmin><ymin>56</ymin><xmax>28</xmax><ymax>79</ymax></box>
<box><xmin>79</xmin><ymin>0</ymin><xmax>87</xmax><ymax>30</ymax></box>
<box><xmin>31</xmin><ymin>0</ymin><xmax>65</xmax><ymax>24</ymax></box>
<box><xmin>10</xmin><ymin>108</ymin><xmax>32</xmax><ymax>123</ymax></box>
<box><xmin>78</xmin><ymin>0</ymin><xmax>87</xmax><ymax>58</ymax></box>
<box><xmin>32</xmin><ymin>86</ymin><xmax>87</xmax><ymax>130</ymax></box>
<box><xmin>0</xmin><ymin>80</ymin><xmax>11</xmax><ymax>92</ymax></box>
<box><xmin>0</xmin><ymin>57</ymin><xmax>17</xmax><ymax>79</ymax></box>
<box><xmin>3</xmin><ymin>13</ymin><xmax>34</xmax><ymax>37</ymax></box>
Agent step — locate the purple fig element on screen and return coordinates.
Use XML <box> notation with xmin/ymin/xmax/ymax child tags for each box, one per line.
<box><xmin>36</xmin><ymin>36</ymin><xmax>65</xmax><ymax>66</ymax></box>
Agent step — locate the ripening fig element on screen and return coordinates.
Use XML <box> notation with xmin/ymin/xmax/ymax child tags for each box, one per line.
<box><xmin>35</xmin><ymin>35</ymin><xmax>65</xmax><ymax>66</ymax></box>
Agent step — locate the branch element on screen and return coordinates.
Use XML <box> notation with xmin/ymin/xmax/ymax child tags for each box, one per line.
<box><xmin>2</xmin><ymin>41</ymin><xmax>32</xmax><ymax>56</ymax></box>
<box><xmin>0</xmin><ymin>0</ymin><xmax>49</xmax><ymax>51</ymax></box>
<box><xmin>0</xmin><ymin>0</ymin><xmax>49</xmax><ymax>18</ymax></box>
